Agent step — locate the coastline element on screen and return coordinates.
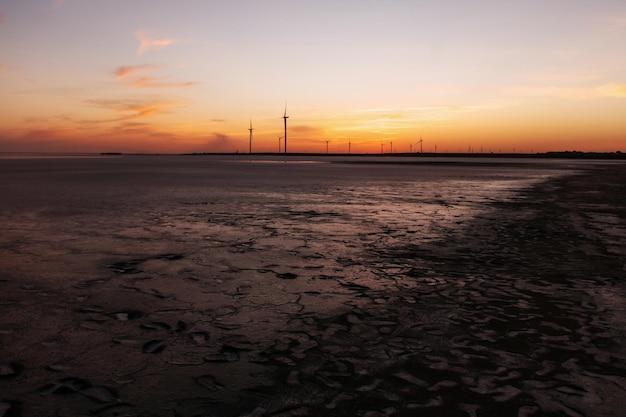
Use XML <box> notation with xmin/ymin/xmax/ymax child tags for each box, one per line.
<box><xmin>1</xmin><ymin>150</ymin><xmax>625</xmax><ymax>161</ymax></box>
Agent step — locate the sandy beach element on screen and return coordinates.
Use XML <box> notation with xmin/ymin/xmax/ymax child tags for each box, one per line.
<box><xmin>1</xmin><ymin>156</ymin><xmax>625</xmax><ymax>416</ymax></box>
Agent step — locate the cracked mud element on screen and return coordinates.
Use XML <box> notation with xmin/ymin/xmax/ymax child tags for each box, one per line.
<box><xmin>1</xmin><ymin>156</ymin><xmax>625</xmax><ymax>416</ymax></box>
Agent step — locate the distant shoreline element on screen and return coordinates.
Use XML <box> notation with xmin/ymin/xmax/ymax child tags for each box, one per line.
<box><xmin>185</xmin><ymin>151</ymin><xmax>626</xmax><ymax>160</ymax></box>
<box><xmin>0</xmin><ymin>151</ymin><xmax>624</xmax><ymax>160</ymax></box>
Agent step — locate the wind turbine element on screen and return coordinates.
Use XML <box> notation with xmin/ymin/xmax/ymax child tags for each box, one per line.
<box><xmin>416</xmin><ymin>135</ymin><xmax>423</xmax><ymax>153</ymax></box>
<box><xmin>277</xmin><ymin>136</ymin><xmax>283</xmax><ymax>153</ymax></box>
<box><xmin>282</xmin><ymin>103</ymin><xmax>289</xmax><ymax>154</ymax></box>
<box><xmin>248</xmin><ymin>119</ymin><xmax>253</xmax><ymax>154</ymax></box>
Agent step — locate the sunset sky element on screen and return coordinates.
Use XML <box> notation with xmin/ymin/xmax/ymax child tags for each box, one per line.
<box><xmin>1</xmin><ymin>0</ymin><xmax>625</xmax><ymax>154</ymax></box>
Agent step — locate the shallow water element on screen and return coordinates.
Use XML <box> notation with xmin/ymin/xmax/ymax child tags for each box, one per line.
<box><xmin>3</xmin><ymin>155</ymin><xmax>622</xmax><ymax>416</ymax></box>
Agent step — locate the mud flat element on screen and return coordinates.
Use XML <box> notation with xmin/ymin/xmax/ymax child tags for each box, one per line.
<box><xmin>0</xmin><ymin>156</ymin><xmax>625</xmax><ymax>416</ymax></box>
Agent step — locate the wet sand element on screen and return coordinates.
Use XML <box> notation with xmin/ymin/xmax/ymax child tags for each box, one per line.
<box><xmin>0</xmin><ymin>156</ymin><xmax>625</xmax><ymax>416</ymax></box>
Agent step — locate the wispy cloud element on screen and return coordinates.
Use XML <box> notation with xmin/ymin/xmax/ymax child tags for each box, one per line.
<box><xmin>23</xmin><ymin>114</ymin><xmax>73</xmax><ymax>125</ymax></box>
<box><xmin>504</xmin><ymin>83</ymin><xmax>626</xmax><ymax>100</ymax></box>
<box><xmin>0</xmin><ymin>111</ymin><xmax>207</xmax><ymax>153</ymax></box>
<box><xmin>291</xmin><ymin>125</ymin><xmax>324</xmax><ymax>134</ymax></box>
<box><xmin>353</xmin><ymin>105</ymin><xmax>491</xmax><ymax>115</ymax></box>
<box><xmin>0</xmin><ymin>128</ymin><xmax>78</xmax><ymax>152</ymax></box>
<box><xmin>0</xmin><ymin>64</ymin><xmax>26</xmax><ymax>77</ymax></box>
<box><xmin>86</xmin><ymin>98</ymin><xmax>187</xmax><ymax>121</ymax></box>
<box><xmin>596</xmin><ymin>84</ymin><xmax>626</xmax><ymax>98</ymax></box>
<box><xmin>205</xmin><ymin>133</ymin><xmax>238</xmax><ymax>152</ymax></box>
<box><xmin>113</xmin><ymin>65</ymin><xmax>198</xmax><ymax>88</ymax></box>
<box><xmin>605</xmin><ymin>14</ymin><xmax>626</xmax><ymax>30</ymax></box>
<box><xmin>135</xmin><ymin>31</ymin><xmax>176</xmax><ymax>55</ymax></box>
<box><xmin>503</xmin><ymin>86</ymin><xmax>591</xmax><ymax>100</ymax></box>
<box><xmin>127</xmin><ymin>77</ymin><xmax>198</xmax><ymax>89</ymax></box>
<box><xmin>325</xmin><ymin>104</ymin><xmax>504</xmax><ymax>135</ymax></box>
<box><xmin>114</xmin><ymin>65</ymin><xmax>156</xmax><ymax>79</ymax></box>
<box><xmin>352</xmin><ymin>107</ymin><xmax>396</xmax><ymax>113</ymax></box>
<box><xmin>0</xmin><ymin>123</ymin><xmax>192</xmax><ymax>153</ymax></box>
<box><xmin>348</xmin><ymin>105</ymin><xmax>491</xmax><ymax>126</ymax></box>
<box><xmin>526</xmin><ymin>70</ymin><xmax>601</xmax><ymax>84</ymax></box>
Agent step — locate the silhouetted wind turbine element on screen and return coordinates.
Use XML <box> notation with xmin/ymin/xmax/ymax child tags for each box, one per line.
<box><xmin>282</xmin><ymin>103</ymin><xmax>289</xmax><ymax>154</ymax></box>
<box><xmin>248</xmin><ymin>119</ymin><xmax>253</xmax><ymax>154</ymax></box>
<box><xmin>277</xmin><ymin>136</ymin><xmax>283</xmax><ymax>153</ymax></box>
<box><xmin>416</xmin><ymin>135</ymin><xmax>423</xmax><ymax>153</ymax></box>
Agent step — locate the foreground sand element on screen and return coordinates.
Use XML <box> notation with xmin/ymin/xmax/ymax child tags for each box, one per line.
<box><xmin>1</xmin><ymin>158</ymin><xmax>625</xmax><ymax>416</ymax></box>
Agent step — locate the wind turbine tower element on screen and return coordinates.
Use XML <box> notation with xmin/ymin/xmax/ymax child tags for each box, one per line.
<box><xmin>248</xmin><ymin>119</ymin><xmax>254</xmax><ymax>154</ymax></box>
<box><xmin>416</xmin><ymin>135</ymin><xmax>423</xmax><ymax>153</ymax></box>
<box><xmin>283</xmin><ymin>104</ymin><xmax>289</xmax><ymax>154</ymax></box>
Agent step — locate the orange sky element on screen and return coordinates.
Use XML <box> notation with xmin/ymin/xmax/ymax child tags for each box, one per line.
<box><xmin>1</xmin><ymin>1</ymin><xmax>625</xmax><ymax>154</ymax></box>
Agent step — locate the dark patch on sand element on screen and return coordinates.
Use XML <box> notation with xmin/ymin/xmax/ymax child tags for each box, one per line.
<box><xmin>108</xmin><ymin>253</ymin><xmax>185</xmax><ymax>274</ymax></box>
